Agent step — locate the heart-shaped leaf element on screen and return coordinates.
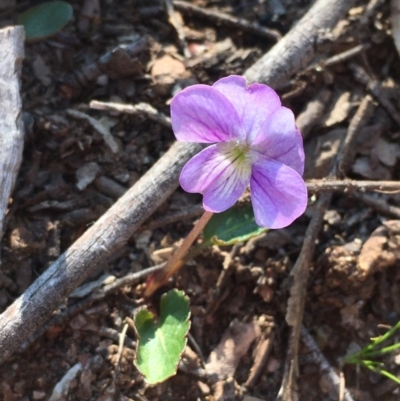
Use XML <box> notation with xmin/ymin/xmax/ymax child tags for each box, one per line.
<box><xmin>203</xmin><ymin>203</ymin><xmax>266</xmax><ymax>246</ymax></box>
<box><xmin>134</xmin><ymin>289</ymin><xmax>190</xmax><ymax>384</ymax></box>
<box><xmin>18</xmin><ymin>1</ymin><xmax>73</xmax><ymax>41</ymax></box>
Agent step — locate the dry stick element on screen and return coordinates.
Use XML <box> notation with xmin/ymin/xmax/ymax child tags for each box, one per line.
<box><xmin>0</xmin><ymin>141</ymin><xmax>202</xmax><ymax>365</ymax></box>
<box><xmin>90</xmin><ymin>100</ymin><xmax>172</xmax><ymax>128</ymax></box>
<box><xmin>99</xmin><ymin>326</ymin><xmax>135</xmax><ymax>349</ymax></box>
<box><xmin>244</xmin><ymin>328</ymin><xmax>275</xmax><ymax>388</ymax></box>
<box><xmin>19</xmin><ymin>263</ymin><xmax>165</xmax><ymax>352</ymax></box>
<box><xmin>305</xmin><ymin>43</ymin><xmax>370</xmax><ymax>73</ymax></box>
<box><xmin>301</xmin><ymin>326</ymin><xmax>354</xmax><ymax>401</ymax></box>
<box><xmin>140</xmin><ymin>178</ymin><xmax>400</xmax><ymax>231</ymax></box>
<box><xmin>173</xmin><ymin>0</ymin><xmax>281</xmax><ymax>42</ymax></box>
<box><xmin>280</xmin><ymin>96</ymin><xmax>376</xmax><ymax>401</ymax></box>
<box><xmin>0</xmin><ymin>27</ymin><xmax>25</xmax><ymax>240</ymax></box>
<box><xmin>139</xmin><ymin>204</ymin><xmax>204</xmax><ymax>231</ymax></box>
<box><xmin>306</xmin><ymin>180</ymin><xmax>400</xmax><ymax>194</ymax></box>
<box><xmin>338</xmin><ymin>95</ymin><xmax>376</xmax><ymax>175</ymax></box>
<box><xmin>278</xmin><ymin>192</ymin><xmax>331</xmax><ymax>401</ymax></box>
<box><xmin>0</xmin><ymin>0</ymin><xmax>357</xmax><ymax>366</ymax></box>
<box><xmin>113</xmin><ymin>323</ymin><xmax>130</xmax><ymax>383</ymax></box>
<box><xmin>164</xmin><ymin>0</ymin><xmax>190</xmax><ymax>58</ymax></box>
<box><xmin>322</xmin><ymin>43</ymin><xmax>370</xmax><ymax>69</ymax></box>
<box><xmin>348</xmin><ymin>62</ymin><xmax>400</xmax><ymax>126</ymax></box>
<box><xmin>244</xmin><ymin>0</ymin><xmax>357</xmax><ymax>87</ymax></box>
<box><xmin>351</xmin><ymin>193</ymin><xmax>400</xmax><ymax>219</ymax></box>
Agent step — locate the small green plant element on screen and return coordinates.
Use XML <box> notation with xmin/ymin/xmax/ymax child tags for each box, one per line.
<box><xmin>18</xmin><ymin>1</ymin><xmax>73</xmax><ymax>42</ymax></box>
<box><xmin>344</xmin><ymin>320</ymin><xmax>400</xmax><ymax>385</ymax></box>
<box><xmin>134</xmin><ymin>289</ymin><xmax>190</xmax><ymax>384</ymax></box>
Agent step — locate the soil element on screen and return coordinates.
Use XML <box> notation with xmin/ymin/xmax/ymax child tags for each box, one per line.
<box><xmin>1</xmin><ymin>0</ymin><xmax>400</xmax><ymax>400</ymax></box>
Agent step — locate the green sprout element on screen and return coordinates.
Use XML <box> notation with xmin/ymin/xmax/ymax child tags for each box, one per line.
<box><xmin>344</xmin><ymin>320</ymin><xmax>400</xmax><ymax>385</ymax></box>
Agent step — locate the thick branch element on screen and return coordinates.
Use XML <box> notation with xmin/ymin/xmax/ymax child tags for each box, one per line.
<box><xmin>244</xmin><ymin>0</ymin><xmax>357</xmax><ymax>87</ymax></box>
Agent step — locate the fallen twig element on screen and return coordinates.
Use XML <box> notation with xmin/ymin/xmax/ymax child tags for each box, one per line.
<box><xmin>140</xmin><ymin>178</ymin><xmax>400</xmax><ymax>231</ymax></box>
<box><xmin>67</xmin><ymin>109</ymin><xmax>119</xmax><ymax>153</ymax></box>
<box><xmin>338</xmin><ymin>95</ymin><xmax>376</xmax><ymax>175</ymax></box>
<box><xmin>306</xmin><ymin>179</ymin><xmax>400</xmax><ymax>193</ymax></box>
<box><xmin>322</xmin><ymin>43</ymin><xmax>370</xmax><ymax>69</ymax></box>
<box><xmin>244</xmin><ymin>0</ymin><xmax>357</xmax><ymax>86</ymax></box>
<box><xmin>173</xmin><ymin>0</ymin><xmax>281</xmax><ymax>42</ymax></box>
<box><xmin>348</xmin><ymin>62</ymin><xmax>400</xmax><ymax>125</ymax></box>
<box><xmin>99</xmin><ymin>326</ymin><xmax>135</xmax><ymax>349</ymax></box>
<box><xmin>90</xmin><ymin>100</ymin><xmax>172</xmax><ymax>128</ymax></box>
<box><xmin>301</xmin><ymin>326</ymin><xmax>354</xmax><ymax>401</ymax></box>
<box><xmin>352</xmin><ymin>193</ymin><xmax>400</xmax><ymax>219</ymax></box>
<box><xmin>164</xmin><ymin>0</ymin><xmax>190</xmax><ymax>57</ymax></box>
<box><xmin>244</xmin><ymin>323</ymin><xmax>275</xmax><ymax>388</ymax></box>
<box><xmin>19</xmin><ymin>264</ymin><xmax>164</xmax><ymax>353</ymax></box>
<box><xmin>306</xmin><ymin>43</ymin><xmax>370</xmax><ymax>73</ymax></box>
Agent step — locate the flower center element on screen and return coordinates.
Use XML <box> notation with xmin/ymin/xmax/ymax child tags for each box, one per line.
<box><xmin>231</xmin><ymin>140</ymin><xmax>251</xmax><ymax>163</ymax></box>
<box><xmin>218</xmin><ymin>140</ymin><xmax>252</xmax><ymax>169</ymax></box>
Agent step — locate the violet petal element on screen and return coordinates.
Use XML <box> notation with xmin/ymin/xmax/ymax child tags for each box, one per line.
<box><xmin>180</xmin><ymin>144</ymin><xmax>251</xmax><ymax>212</ymax></box>
<box><xmin>213</xmin><ymin>75</ymin><xmax>281</xmax><ymax>143</ymax></box>
<box><xmin>171</xmin><ymin>84</ymin><xmax>245</xmax><ymax>143</ymax></box>
<box><xmin>251</xmin><ymin>107</ymin><xmax>304</xmax><ymax>175</ymax></box>
<box><xmin>250</xmin><ymin>155</ymin><xmax>307</xmax><ymax>228</ymax></box>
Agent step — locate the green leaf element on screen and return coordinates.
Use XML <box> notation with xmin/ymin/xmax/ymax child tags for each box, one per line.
<box><xmin>18</xmin><ymin>1</ymin><xmax>73</xmax><ymax>41</ymax></box>
<box><xmin>134</xmin><ymin>289</ymin><xmax>190</xmax><ymax>384</ymax></box>
<box><xmin>203</xmin><ymin>203</ymin><xmax>266</xmax><ymax>246</ymax></box>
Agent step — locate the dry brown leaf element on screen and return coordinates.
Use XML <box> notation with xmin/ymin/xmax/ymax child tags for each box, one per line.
<box><xmin>340</xmin><ymin>303</ymin><xmax>363</xmax><ymax>329</ymax></box>
<box><xmin>205</xmin><ymin>319</ymin><xmax>260</xmax><ymax>379</ymax></box>
<box><xmin>304</xmin><ymin>129</ymin><xmax>345</xmax><ymax>179</ymax></box>
<box><xmin>323</xmin><ymin>91</ymin><xmax>352</xmax><ymax>127</ymax></box>
<box><xmin>358</xmin><ymin>221</ymin><xmax>400</xmax><ymax>276</ymax></box>
<box><xmin>151</xmin><ymin>54</ymin><xmax>187</xmax><ymax>95</ymax></box>
<box><xmin>352</xmin><ymin>157</ymin><xmax>392</xmax><ymax>180</ymax></box>
<box><xmin>372</xmin><ymin>138</ymin><xmax>400</xmax><ymax>167</ymax></box>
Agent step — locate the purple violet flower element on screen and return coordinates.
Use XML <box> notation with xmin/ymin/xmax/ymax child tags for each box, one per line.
<box><xmin>170</xmin><ymin>75</ymin><xmax>307</xmax><ymax>229</ymax></box>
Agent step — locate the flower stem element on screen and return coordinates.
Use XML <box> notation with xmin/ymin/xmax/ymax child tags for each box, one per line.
<box><xmin>144</xmin><ymin>210</ymin><xmax>214</xmax><ymax>297</ymax></box>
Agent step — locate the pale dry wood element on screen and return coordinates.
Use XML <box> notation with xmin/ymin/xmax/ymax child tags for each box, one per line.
<box><xmin>0</xmin><ymin>26</ymin><xmax>24</xmax><ymax>239</ymax></box>
<box><xmin>244</xmin><ymin>0</ymin><xmax>357</xmax><ymax>87</ymax></box>
<box><xmin>90</xmin><ymin>100</ymin><xmax>172</xmax><ymax>128</ymax></box>
<box><xmin>301</xmin><ymin>326</ymin><xmax>354</xmax><ymax>401</ymax></box>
